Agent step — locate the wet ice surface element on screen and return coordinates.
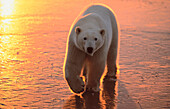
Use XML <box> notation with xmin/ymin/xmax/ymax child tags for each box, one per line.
<box><xmin>0</xmin><ymin>33</ymin><xmax>69</xmax><ymax>108</ymax></box>
<box><xmin>0</xmin><ymin>0</ymin><xmax>170</xmax><ymax>109</ymax></box>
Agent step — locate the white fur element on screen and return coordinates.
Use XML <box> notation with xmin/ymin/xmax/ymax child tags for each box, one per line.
<box><xmin>63</xmin><ymin>4</ymin><xmax>119</xmax><ymax>93</ymax></box>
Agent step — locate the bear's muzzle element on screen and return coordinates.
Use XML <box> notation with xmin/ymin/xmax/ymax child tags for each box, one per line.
<box><xmin>87</xmin><ymin>47</ymin><xmax>93</xmax><ymax>54</ymax></box>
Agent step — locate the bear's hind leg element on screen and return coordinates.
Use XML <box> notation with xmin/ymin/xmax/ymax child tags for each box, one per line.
<box><xmin>106</xmin><ymin>41</ymin><xmax>118</xmax><ymax>80</ymax></box>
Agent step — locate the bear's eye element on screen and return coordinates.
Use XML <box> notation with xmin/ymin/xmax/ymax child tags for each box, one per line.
<box><xmin>94</xmin><ymin>38</ymin><xmax>97</xmax><ymax>41</ymax></box>
<box><xmin>84</xmin><ymin>37</ymin><xmax>87</xmax><ymax>40</ymax></box>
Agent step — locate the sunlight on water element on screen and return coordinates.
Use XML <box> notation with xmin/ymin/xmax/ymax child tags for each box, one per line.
<box><xmin>0</xmin><ymin>0</ymin><xmax>15</xmax><ymax>34</ymax></box>
<box><xmin>0</xmin><ymin>1</ymin><xmax>29</xmax><ymax>104</ymax></box>
<box><xmin>0</xmin><ymin>35</ymin><xmax>21</xmax><ymax>62</ymax></box>
<box><xmin>0</xmin><ymin>19</ymin><xmax>12</xmax><ymax>34</ymax></box>
<box><xmin>0</xmin><ymin>0</ymin><xmax>15</xmax><ymax>17</ymax></box>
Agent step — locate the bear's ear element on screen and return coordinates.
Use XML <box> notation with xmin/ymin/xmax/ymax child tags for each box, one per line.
<box><xmin>100</xmin><ymin>29</ymin><xmax>105</xmax><ymax>36</ymax></box>
<box><xmin>75</xmin><ymin>27</ymin><xmax>81</xmax><ymax>35</ymax></box>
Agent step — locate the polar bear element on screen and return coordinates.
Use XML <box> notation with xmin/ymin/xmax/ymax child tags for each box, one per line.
<box><xmin>63</xmin><ymin>4</ymin><xmax>119</xmax><ymax>93</ymax></box>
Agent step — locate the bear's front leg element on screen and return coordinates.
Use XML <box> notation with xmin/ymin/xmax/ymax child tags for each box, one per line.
<box><xmin>86</xmin><ymin>61</ymin><xmax>105</xmax><ymax>92</ymax></box>
<box><xmin>65</xmin><ymin>61</ymin><xmax>85</xmax><ymax>93</ymax></box>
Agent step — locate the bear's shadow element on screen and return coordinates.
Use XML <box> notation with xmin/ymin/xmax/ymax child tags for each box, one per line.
<box><xmin>63</xmin><ymin>79</ymin><xmax>117</xmax><ymax>109</ymax></box>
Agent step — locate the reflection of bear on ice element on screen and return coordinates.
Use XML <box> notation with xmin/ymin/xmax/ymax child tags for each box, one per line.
<box><xmin>63</xmin><ymin>4</ymin><xmax>119</xmax><ymax>93</ymax></box>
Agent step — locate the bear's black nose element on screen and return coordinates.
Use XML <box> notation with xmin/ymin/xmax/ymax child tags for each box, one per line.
<box><xmin>87</xmin><ymin>47</ymin><xmax>93</xmax><ymax>54</ymax></box>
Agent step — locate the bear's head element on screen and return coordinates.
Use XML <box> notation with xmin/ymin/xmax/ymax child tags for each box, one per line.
<box><xmin>75</xmin><ymin>26</ymin><xmax>105</xmax><ymax>56</ymax></box>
